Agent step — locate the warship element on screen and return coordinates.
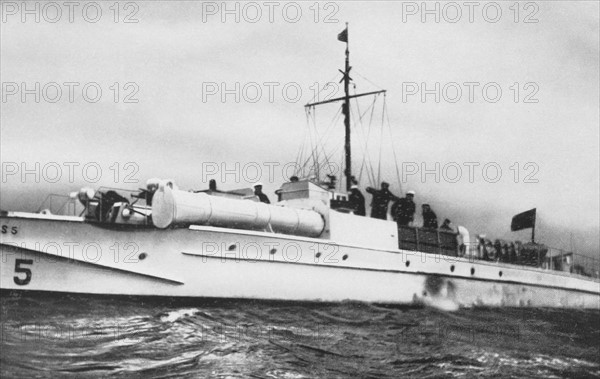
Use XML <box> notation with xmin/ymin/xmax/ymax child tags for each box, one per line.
<box><xmin>1</xmin><ymin>27</ymin><xmax>599</xmax><ymax>309</ymax></box>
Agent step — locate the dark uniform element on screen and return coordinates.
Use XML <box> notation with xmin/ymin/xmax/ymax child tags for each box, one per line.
<box><xmin>366</xmin><ymin>182</ymin><xmax>398</xmax><ymax>220</ymax></box>
<box><xmin>257</xmin><ymin>192</ymin><xmax>270</xmax><ymax>204</ymax></box>
<box><xmin>349</xmin><ymin>187</ymin><xmax>366</xmax><ymax>216</ymax></box>
<box><xmin>96</xmin><ymin>190</ymin><xmax>129</xmax><ymax>222</ymax></box>
<box><xmin>254</xmin><ymin>185</ymin><xmax>270</xmax><ymax>204</ymax></box>
<box><xmin>422</xmin><ymin>205</ymin><xmax>438</xmax><ymax>229</ymax></box>
<box><xmin>394</xmin><ymin>195</ymin><xmax>416</xmax><ymax>226</ymax></box>
<box><xmin>440</xmin><ymin>219</ymin><xmax>452</xmax><ymax>231</ymax></box>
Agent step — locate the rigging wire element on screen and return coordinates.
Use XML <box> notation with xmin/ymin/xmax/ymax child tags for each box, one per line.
<box><xmin>384</xmin><ymin>94</ymin><xmax>403</xmax><ymax>194</ymax></box>
<box><xmin>309</xmin><ymin>107</ymin><xmax>324</xmax><ymax>179</ymax></box>
<box><xmin>366</xmin><ymin>94</ymin><xmax>378</xmax><ymax>186</ymax></box>
<box><xmin>353</xmin><ymin>93</ymin><xmax>379</xmax><ymax>187</ymax></box>
<box><xmin>376</xmin><ymin>92</ymin><xmax>386</xmax><ymax>185</ymax></box>
<box><xmin>351</xmin><ymin>87</ymin><xmax>367</xmax><ymax>184</ymax></box>
<box><xmin>301</xmin><ymin>107</ymin><xmax>317</xmax><ymax>179</ymax></box>
<box><xmin>299</xmin><ymin>71</ymin><xmax>393</xmax><ymax>191</ymax></box>
<box><xmin>311</xmin><ymin>106</ymin><xmax>342</xmax><ymax>178</ymax></box>
<box><xmin>306</xmin><ymin>73</ymin><xmax>341</xmax><ymax>105</ymax></box>
<box><xmin>295</xmin><ymin>108</ymin><xmax>311</xmax><ymax>175</ymax></box>
<box><xmin>300</xmin><ymin>105</ymin><xmax>342</xmax><ymax>180</ymax></box>
<box><xmin>316</xmin><ymin>105</ymin><xmax>343</xmax><ymax>151</ymax></box>
<box><xmin>299</xmin><ymin>76</ymin><xmax>341</xmax><ymax>180</ymax></box>
<box><xmin>306</xmin><ymin>107</ymin><xmax>321</xmax><ymax>179</ymax></box>
<box><xmin>353</xmin><ymin>70</ymin><xmax>385</xmax><ymax>91</ymax></box>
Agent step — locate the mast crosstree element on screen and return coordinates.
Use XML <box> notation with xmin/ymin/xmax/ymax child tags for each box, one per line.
<box><xmin>305</xmin><ymin>24</ymin><xmax>386</xmax><ymax>192</ymax></box>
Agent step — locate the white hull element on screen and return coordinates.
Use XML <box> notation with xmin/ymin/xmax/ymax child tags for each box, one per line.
<box><xmin>1</xmin><ymin>215</ymin><xmax>599</xmax><ymax>309</ymax></box>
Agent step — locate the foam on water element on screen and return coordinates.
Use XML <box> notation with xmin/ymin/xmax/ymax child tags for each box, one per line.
<box><xmin>423</xmin><ymin>297</ymin><xmax>460</xmax><ymax>312</ymax></box>
<box><xmin>1</xmin><ymin>294</ymin><xmax>598</xmax><ymax>378</ymax></box>
<box><xmin>159</xmin><ymin>308</ymin><xmax>201</xmax><ymax>323</ymax></box>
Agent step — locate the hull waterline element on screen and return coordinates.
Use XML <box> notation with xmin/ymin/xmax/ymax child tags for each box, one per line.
<box><xmin>2</xmin><ymin>215</ymin><xmax>598</xmax><ymax>309</ymax></box>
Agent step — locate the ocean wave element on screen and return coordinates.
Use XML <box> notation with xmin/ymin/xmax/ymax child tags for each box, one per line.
<box><xmin>1</xmin><ymin>295</ymin><xmax>598</xmax><ymax>378</ymax></box>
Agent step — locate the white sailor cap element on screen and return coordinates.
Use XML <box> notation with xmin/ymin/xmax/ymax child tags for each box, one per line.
<box><xmin>253</xmin><ymin>182</ymin><xmax>263</xmax><ymax>187</ymax></box>
<box><xmin>350</xmin><ymin>184</ymin><xmax>358</xmax><ymax>189</ymax></box>
<box><xmin>407</xmin><ymin>190</ymin><xmax>415</xmax><ymax>196</ymax></box>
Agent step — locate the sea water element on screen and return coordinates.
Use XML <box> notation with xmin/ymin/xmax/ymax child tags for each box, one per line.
<box><xmin>1</xmin><ymin>293</ymin><xmax>598</xmax><ymax>378</ymax></box>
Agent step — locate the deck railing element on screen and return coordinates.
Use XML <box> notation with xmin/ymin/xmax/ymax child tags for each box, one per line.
<box><xmin>398</xmin><ymin>226</ymin><xmax>600</xmax><ymax>280</ymax></box>
<box><xmin>36</xmin><ymin>194</ymin><xmax>80</xmax><ymax>215</ymax></box>
<box><xmin>34</xmin><ymin>187</ymin><xmax>147</xmax><ymax>218</ymax></box>
<box><xmin>543</xmin><ymin>247</ymin><xmax>600</xmax><ymax>279</ymax></box>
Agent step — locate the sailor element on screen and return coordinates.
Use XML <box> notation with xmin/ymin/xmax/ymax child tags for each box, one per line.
<box><xmin>440</xmin><ymin>218</ymin><xmax>453</xmax><ymax>231</ymax></box>
<box><xmin>276</xmin><ymin>176</ymin><xmax>299</xmax><ymax>201</ymax></box>
<box><xmin>349</xmin><ymin>184</ymin><xmax>366</xmax><ymax>216</ymax></box>
<box><xmin>96</xmin><ymin>190</ymin><xmax>129</xmax><ymax>222</ymax></box>
<box><xmin>253</xmin><ymin>182</ymin><xmax>270</xmax><ymax>204</ymax></box>
<box><xmin>422</xmin><ymin>204</ymin><xmax>438</xmax><ymax>229</ymax></box>
<box><xmin>393</xmin><ymin>190</ymin><xmax>416</xmax><ymax>226</ymax></box>
<box><xmin>143</xmin><ymin>182</ymin><xmax>159</xmax><ymax>206</ymax></box>
<box><xmin>366</xmin><ymin>181</ymin><xmax>399</xmax><ymax>219</ymax></box>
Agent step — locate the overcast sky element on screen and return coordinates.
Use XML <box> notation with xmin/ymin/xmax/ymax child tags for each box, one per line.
<box><xmin>1</xmin><ymin>1</ymin><xmax>598</xmax><ymax>256</ymax></box>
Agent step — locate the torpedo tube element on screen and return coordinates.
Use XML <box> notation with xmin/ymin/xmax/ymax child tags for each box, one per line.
<box><xmin>151</xmin><ymin>181</ymin><xmax>325</xmax><ymax>237</ymax></box>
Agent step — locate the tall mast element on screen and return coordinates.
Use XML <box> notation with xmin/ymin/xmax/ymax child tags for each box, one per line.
<box><xmin>342</xmin><ymin>22</ymin><xmax>352</xmax><ymax>191</ymax></box>
<box><xmin>304</xmin><ymin>25</ymin><xmax>386</xmax><ymax>192</ymax></box>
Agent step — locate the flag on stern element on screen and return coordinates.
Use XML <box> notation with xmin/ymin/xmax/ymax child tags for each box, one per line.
<box><xmin>337</xmin><ymin>27</ymin><xmax>348</xmax><ymax>43</ymax></box>
<box><xmin>511</xmin><ymin>208</ymin><xmax>536</xmax><ymax>231</ymax></box>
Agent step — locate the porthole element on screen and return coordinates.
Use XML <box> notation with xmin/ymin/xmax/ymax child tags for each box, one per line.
<box><xmin>450</xmin><ymin>265</ymin><xmax>455</xmax><ymax>272</ymax></box>
<box><xmin>315</xmin><ymin>252</ymin><xmax>322</xmax><ymax>258</ymax></box>
<box><xmin>270</xmin><ymin>249</ymin><xmax>277</xmax><ymax>255</ymax></box>
<box><xmin>228</xmin><ymin>244</ymin><xmax>236</xmax><ymax>251</ymax></box>
<box><xmin>470</xmin><ymin>267</ymin><xmax>475</xmax><ymax>275</ymax></box>
<box><xmin>342</xmin><ymin>254</ymin><xmax>348</xmax><ymax>261</ymax></box>
<box><xmin>405</xmin><ymin>260</ymin><xmax>410</xmax><ymax>267</ymax></box>
<box><xmin>139</xmin><ymin>253</ymin><xmax>147</xmax><ymax>260</ymax></box>
<box><xmin>499</xmin><ymin>271</ymin><xmax>503</xmax><ymax>277</ymax></box>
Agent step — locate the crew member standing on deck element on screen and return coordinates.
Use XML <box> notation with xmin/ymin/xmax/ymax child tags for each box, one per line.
<box><xmin>422</xmin><ymin>204</ymin><xmax>438</xmax><ymax>229</ymax></box>
<box><xmin>440</xmin><ymin>218</ymin><xmax>453</xmax><ymax>231</ymax></box>
<box><xmin>394</xmin><ymin>190</ymin><xmax>416</xmax><ymax>226</ymax></box>
<box><xmin>253</xmin><ymin>182</ymin><xmax>270</xmax><ymax>204</ymax></box>
<box><xmin>349</xmin><ymin>184</ymin><xmax>366</xmax><ymax>216</ymax></box>
<box><xmin>366</xmin><ymin>182</ymin><xmax>399</xmax><ymax>219</ymax></box>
